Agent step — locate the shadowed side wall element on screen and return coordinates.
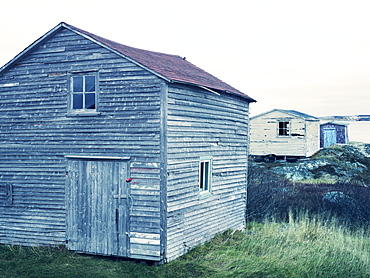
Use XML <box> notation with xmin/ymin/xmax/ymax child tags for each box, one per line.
<box><xmin>165</xmin><ymin>83</ymin><xmax>250</xmax><ymax>261</ymax></box>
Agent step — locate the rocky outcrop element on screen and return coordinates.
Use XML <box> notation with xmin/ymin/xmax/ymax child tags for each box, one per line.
<box><xmin>253</xmin><ymin>143</ymin><xmax>370</xmax><ymax>185</ymax></box>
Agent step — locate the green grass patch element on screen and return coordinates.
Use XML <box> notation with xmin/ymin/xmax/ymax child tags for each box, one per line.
<box><xmin>292</xmin><ymin>174</ymin><xmax>338</xmax><ymax>184</ymax></box>
<box><xmin>2</xmin><ymin>213</ymin><xmax>370</xmax><ymax>277</ymax></box>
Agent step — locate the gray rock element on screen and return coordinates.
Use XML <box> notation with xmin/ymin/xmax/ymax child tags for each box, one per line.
<box><xmin>322</xmin><ymin>191</ymin><xmax>351</xmax><ymax>204</ymax></box>
<box><xmin>270</xmin><ymin>160</ymin><xmax>329</xmax><ymax>181</ymax></box>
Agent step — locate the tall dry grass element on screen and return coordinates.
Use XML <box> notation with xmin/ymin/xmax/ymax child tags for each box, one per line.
<box><xmin>180</xmin><ymin>211</ymin><xmax>370</xmax><ymax>277</ymax></box>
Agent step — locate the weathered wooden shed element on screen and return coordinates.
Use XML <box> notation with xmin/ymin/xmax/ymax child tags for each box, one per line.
<box><xmin>0</xmin><ymin>22</ymin><xmax>256</xmax><ymax>262</ymax></box>
<box><xmin>320</xmin><ymin>122</ymin><xmax>349</xmax><ymax>148</ymax></box>
<box><xmin>250</xmin><ymin>109</ymin><xmax>320</xmax><ymax>159</ymax></box>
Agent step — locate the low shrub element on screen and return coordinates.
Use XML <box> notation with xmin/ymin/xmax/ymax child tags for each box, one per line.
<box><xmin>247</xmin><ymin>162</ymin><xmax>370</xmax><ymax>229</ymax></box>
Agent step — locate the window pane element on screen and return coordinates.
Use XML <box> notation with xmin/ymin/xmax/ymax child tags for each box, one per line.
<box><xmin>199</xmin><ymin>161</ymin><xmax>211</xmax><ymax>192</ymax></box>
<box><xmin>72</xmin><ymin>76</ymin><xmax>83</xmax><ymax>92</ymax></box>
<box><xmin>85</xmin><ymin>93</ymin><xmax>95</xmax><ymax>109</ymax></box>
<box><xmin>72</xmin><ymin>93</ymin><xmax>83</xmax><ymax>109</ymax></box>
<box><xmin>204</xmin><ymin>162</ymin><xmax>209</xmax><ymax>191</ymax></box>
<box><xmin>279</xmin><ymin>122</ymin><xmax>289</xmax><ymax>136</ymax></box>
<box><xmin>85</xmin><ymin>76</ymin><xmax>95</xmax><ymax>92</ymax></box>
<box><xmin>200</xmin><ymin>162</ymin><xmax>204</xmax><ymax>190</ymax></box>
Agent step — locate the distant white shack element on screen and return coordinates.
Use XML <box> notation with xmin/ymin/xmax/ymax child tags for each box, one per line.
<box><xmin>250</xmin><ymin>109</ymin><xmax>320</xmax><ymax>160</ymax></box>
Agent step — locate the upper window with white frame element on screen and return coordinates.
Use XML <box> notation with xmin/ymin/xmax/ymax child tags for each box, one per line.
<box><xmin>199</xmin><ymin>157</ymin><xmax>212</xmax><ymax>194</ymax></box>
<box><xmin>278</xmin><ymin>121</ymin><xmax>290</xmax><ymax>136</ymax></box>
<box><xmin>70</xmin><ymin>73</ymin><xmax>97</xmax><ymax>111</ymax></box>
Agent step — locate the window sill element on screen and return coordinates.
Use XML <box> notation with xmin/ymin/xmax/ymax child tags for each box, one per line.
<box><xmin>199</xmin><ymin>191</ymin><xmax>212</xmax><ymax>200</ymax></box>
<box><xmin>66</xmin><ymin>111</ymin><xmax>101</xmax><ymax>117</ymax></box>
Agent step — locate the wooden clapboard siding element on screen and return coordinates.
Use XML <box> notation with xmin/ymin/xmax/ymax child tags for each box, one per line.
<box><xmin>0</xmin><ymin>151</ymin><xmax>66</xmax><ymax>209</ymax></box>
<box><xmin>305</xmin><ymin>120</ymin><xmax>320</xmax><ymax>156</ymax></box>
<box><xmin>165</xmin><ymin>84</ymin><xmax>249</xmax><ymax>261</ymax></box>
<box><xmin>129</xmin><ymin>161</ymin><xmax>162</xmax><ymax>260</ymax></box>
<box><xmin>0</xmin><ymin>207</ymin><xmax>65</xmax><ymax>245</ymax></box>
<box><xmin>0</xmin><ymin>27</ymin><xmax>163</xmax><ymax>259</ymax></box>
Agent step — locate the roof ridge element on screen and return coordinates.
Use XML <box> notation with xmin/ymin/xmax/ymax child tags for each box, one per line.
<box><xmin>63</xmin><ymin>22</ymin><xmax>182</xmax><ymax>59</ymax></box>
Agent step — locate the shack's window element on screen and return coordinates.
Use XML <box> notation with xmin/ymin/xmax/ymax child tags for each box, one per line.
<box><xmin>70</xmin><ymin>74</ymin><xmax>97</xmax><ymax>110</ymax></box>
<box><xmin>199</xmin><ymin>157</ymin><xmax>212</xmax><ymax>193</ymax></box>
<box><xmin>0</xmin><ymin>183</ymin><xmax>13</xmax><ymax>205</ymax></box>
<box><xmin>278</xmin><ymin>121</ymin><xmax>290</xmax><ymax>136</ymax></box>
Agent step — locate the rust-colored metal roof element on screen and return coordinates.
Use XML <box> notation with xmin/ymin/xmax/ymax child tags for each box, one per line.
<box><xmin>63</xmin><ymin>23</ymin><xmax>255</xmax><ymax>102</ymax></box>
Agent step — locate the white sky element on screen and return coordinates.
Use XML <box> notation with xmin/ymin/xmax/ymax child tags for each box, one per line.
<box><xmin>1</xmin><ymin>0</ymin><xmax>369</xmax><ymax>117</ymax></box>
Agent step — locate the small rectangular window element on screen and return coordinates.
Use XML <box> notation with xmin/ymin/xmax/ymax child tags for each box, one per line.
<box><xmin>0</xmin><ymin>183</ymin><xmax>13</xmax><ymax>205</ymax></box>
<box><xmin>278</xmin><ymin>121</ymin><xmax>290</xmax><ymax>136</ymax></box>
<box><xmin>70</xmin><ymin>74</ymin><xmax>97</xmax><ymax>111</ymax></box>
<box><xmin>199</xmin><ymin>157</ymin><xmax>212</xmax><ymax>193</ymax></box>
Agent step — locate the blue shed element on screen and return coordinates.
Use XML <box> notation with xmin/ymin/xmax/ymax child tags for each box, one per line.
<box><xmin>0</xmin><ymin>22</ymin><xmax>255</xmax><ymax>262</ymax></box>
<box><xmin>320</xmin><ymin>122</ymin><xmax>349</xmax><ymax>148</ymax></box>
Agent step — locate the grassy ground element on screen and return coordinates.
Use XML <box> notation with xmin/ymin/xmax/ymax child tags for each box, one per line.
<box><xmin>1</xmin><ymin>213</ymin><xmax>370</xmax><ymax>278</ymax></box>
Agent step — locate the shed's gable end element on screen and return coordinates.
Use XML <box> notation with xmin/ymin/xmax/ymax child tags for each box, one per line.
<box><xmin>0</xmin><ymin>25</ymin><xmax>157</xmax><ymax>81</ymax></box>
<box><xmin>0</xmin><ymin>26</ymin><xmax>163</xmax><ymax>116</ymax></box>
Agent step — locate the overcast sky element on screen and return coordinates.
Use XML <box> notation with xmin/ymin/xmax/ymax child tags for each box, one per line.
<box><xmin>1</xmin><ymin>0</ymin><xmax>369</xmax><ymax>117</ymax></box>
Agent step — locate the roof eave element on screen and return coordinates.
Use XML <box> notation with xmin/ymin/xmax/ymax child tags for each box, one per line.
<box><xmin>225</xmin><ymin>90</ymin><xmax>256</xmax><ymax>103</ymax></box>
<box><xmin>171</xmin><ymin>80</ymin><xmax>256</xmax><ymax>102</ymax></box>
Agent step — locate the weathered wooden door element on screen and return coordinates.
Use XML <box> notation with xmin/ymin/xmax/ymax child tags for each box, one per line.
<box><xmin>323</xmin><ymin>128</ymin><xmax>337</xmax><ymax>147</ymax></box>
<box><xmin>66</xmin><ymin>159</ymin><xmax>129</xmax><ymax>257</ymax></box>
